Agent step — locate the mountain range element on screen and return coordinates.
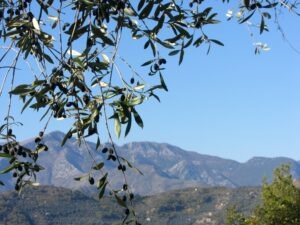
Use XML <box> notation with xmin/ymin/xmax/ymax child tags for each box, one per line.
<box><xmin>1</xmin><ymin>131</ymin><xmax>299</xmax><ymax>196</ymax></box>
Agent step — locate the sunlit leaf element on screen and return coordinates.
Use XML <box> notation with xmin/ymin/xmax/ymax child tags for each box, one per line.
<box><xmin>114</xmin><ymin>113</ymin><xmax>121</xmax><ymax>138</ymax></box>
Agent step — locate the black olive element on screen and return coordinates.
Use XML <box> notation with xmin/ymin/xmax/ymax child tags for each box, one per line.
<box><xmin>17</xmin><ymin>165</ymin><xmax>23</xmax><ymax>171</ymax></box>
<box><xmin>120</xmin><ymin>94</ymin><xmax>125</xmax><ymax>101</ymax></box>
<box><xmin>15</xmin><ymin>184</ymin><xmax>20</xmax><ymax>191</ymax></box>
<box><xmin>158</xmin><ymin>58</ymin><xmax>167</xmax><ymax>65</ymax></box>
<box><xmin>102</xmin><ymin>147</ymin><xmax>108</xmax><ymax>153</ymax></box>
<box><xmin>35</xmin><ymin>137</ymin><xmax>41</xmax><ymax>143</ymax></box>
<box><xmin>66</xmin><ymin>102</ymin><xmax>73</xmax><ymax>107</ymax></box>
<box><xmin>27</xmin><ymin>12</ymin><xmax>33</xmax><ymax>20</ymax></box>
<box><xmin>7</xmin><ymin>129</ymin><xmax>12</xmax><ymax>136</ymax></box>
<box><xmin>34</xmin><ymin>165</ymin><xmax>40</xmax><ymax>172</ymax></box>
<box><xmin>7</xmin><ymin>8</ymin><xmax>13</xmax><ymax>15</ymax></box>
<box><xmin>154</xmin><ymin>63</ymin><xmax>159</xmax><ymax>70</ymax></box>
<box><xmin>130</xmin><ymin>78</ymin><xmax>134</xmax><ymax>84</ymax></box>
<box><xmin>250</xmin><ymin>4</ymin><xmax>256</xmax><ymax>10</ymax></box>
<box><xmin>129</xmin><ymin>193</ymin><xmax>134</xmax><ymax>200</ymax></box>
<box><xmin>89</xmin><ymin>177</ymin><xmax>95</xmax><ymax>185</ymax></box>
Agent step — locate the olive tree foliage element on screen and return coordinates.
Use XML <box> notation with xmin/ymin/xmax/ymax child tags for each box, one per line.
<box><xmin>225</xmin><ymin>165</ymin><xmax>300</xmax><ymax>225</ymax></box>
<box><xmin>0</xmin><ymin>0</ymin><xmax>299</xmax><ymax>223</ymax></box>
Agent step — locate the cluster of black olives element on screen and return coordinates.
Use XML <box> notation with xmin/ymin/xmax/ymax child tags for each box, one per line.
<box><xmin>189</xmin><ymin>0</ymin><xmax>205</xmax><ymax>7</ymax></box>
<box><xmin>149</xmin><ymin>58</ymin><xmax>167</xmax><ymax>75</ymax></box>
<box><xmin>0</xmin><ymin>129</ymin><xmax>47</xmax><ymax>190</ymax></box>
<box><xmin>3</xmin><ymin>0</ymin><xmax>31</xmax><ymax>19</ymax></box>
<box><xmin>102</xmin><ymin>147</ymin><xmax>117</xmax><ymax>161</ymax></box>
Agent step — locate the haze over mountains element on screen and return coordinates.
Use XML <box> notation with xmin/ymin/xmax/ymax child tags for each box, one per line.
<box><xmin>1</xmin><ymin>131</ymin><xmax>300</xmax><ymax>196</ymax></box>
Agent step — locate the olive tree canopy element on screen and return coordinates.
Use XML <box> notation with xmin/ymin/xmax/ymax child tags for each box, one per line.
<box><xmin>0</xmin><ymin>0</ymin><xmax>299</xmax><ymax>223</ymax></box>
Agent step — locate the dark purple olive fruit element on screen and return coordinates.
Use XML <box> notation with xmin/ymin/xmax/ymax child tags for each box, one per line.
<box><xmin>7</xmin><ymin>8</ymin><xmax>13</xmax><ymax>15</ymax></box>
<box><xmin>66</xmin><ymin>102</ymin><xmax>73</xmax><ymax>107</ymax></box>
<box><xmin>27</xmin><ymin>12</ymin><xmax>33</xmax><ymax>20</ymax></box>
<box><xmin>123</xmin><ymin>184</ymin><xmax>128</xmax><ymax>191</ymax></box>
<box><xmin>118</xmin><ymin>164</ymin><xmax>122</xmax><ymax>170</ymax></box>
<box><xmin>89</xmin><ymin>177</ymin><xmax>95</xmax><ymax>185</ymax></box>
<box><xmin>250</xmin><ymin>4</ymin><xmax>256</xmax><ymax>10</ymax></box>
<box><xmin>120</xmin><ymin>94</ymin><xmax>125</xmax><ymax>101</ymax></box>
<box><xmin>17</xmin><ymin>165</ymin><xmax>23</xmax><ymax>171</ymax></box>
<box><xmin>102</xmin><ymin>147</ymin><xmax>108</xmax><ymax>153</ymax></box>
<box><xmin>129</xmin><ymin>193</ymin><xmax>134</xmax><ymax>200</ymax></box>
<box><xmin>15</xmin><ymin>184</ymin><xmax>20</xmax><ymax>191</ymax></box>
<box><xmin>34</xmin><ymin>165</ymin><xmax>40</xmax><ymax>172</ymax></box>
<box><xmin>130</xmin><ymin>78</ymin><xmax>134</xmax><ymax>84</ymax></box>
<box><xmin>35</xmin><ymin>137</ymin><xmax>41</xmax><ymax>143</ymax></box>
<box><xmin>124</xmin><ymin>208</ymin><xmax>130</xmax><ymax>215</ymax></box>
<box><xmin>158</xmin><ymin>58</ymin><xmax>167</xmax><ymax>65</ymax></box>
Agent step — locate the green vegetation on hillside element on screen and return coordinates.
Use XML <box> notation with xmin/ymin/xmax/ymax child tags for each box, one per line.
<box><xmin>0</xmin><ymin>185</ymin><xmax>260</xmax><ymax>225</ymax></box>
<box><xmin>226</xmin><ymin>165</ymin><xmax>300</xmax><ymax>225</ymax></box>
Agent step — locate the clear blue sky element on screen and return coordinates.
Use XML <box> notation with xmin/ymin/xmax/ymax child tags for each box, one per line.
<box><xmin>1</xmin><ymin>3</ymin><xmax>300</xmax><ymax>162</ymax></box>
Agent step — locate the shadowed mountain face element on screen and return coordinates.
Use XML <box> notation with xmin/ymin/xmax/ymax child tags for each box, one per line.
<box><xmin>1</xmin><ymin>131</ymin><xmax>299</xmax><ymax>196</ymax></box>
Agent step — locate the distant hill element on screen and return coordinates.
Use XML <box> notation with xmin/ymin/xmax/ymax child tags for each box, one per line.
<box><xmin>1</xmin><ymin>131</ymin><xmax>299</xmax><ymax>196</ymax></box>
<box><xmin>0</xmin><ymin>185</ymin><xmax>260</xmax><ymax>225</ymax></box>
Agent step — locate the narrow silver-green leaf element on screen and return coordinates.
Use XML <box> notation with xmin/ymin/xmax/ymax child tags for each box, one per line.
<box><xmin>114</xmin><ymin>113</ymin><xmax>121</xmax><ymax>138</ymax></box>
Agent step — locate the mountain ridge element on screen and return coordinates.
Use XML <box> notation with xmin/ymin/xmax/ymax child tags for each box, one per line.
<box><xmin>1</xmin><ymin>130</ymin><xmax>299</xmax><ymax>196</ymax></box>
